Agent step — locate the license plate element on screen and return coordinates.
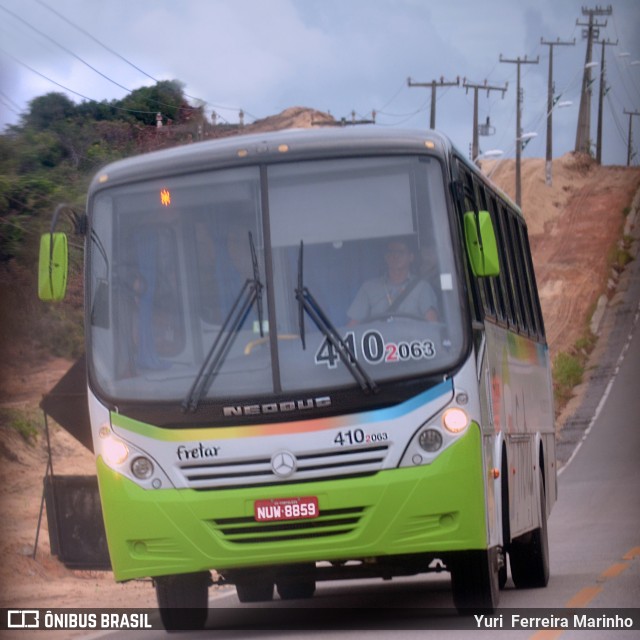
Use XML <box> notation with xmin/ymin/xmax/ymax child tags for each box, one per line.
<box><xmin>254</xmin><ymin>496</ymin><xmax>319</xmax><ymax>522</ymax></box>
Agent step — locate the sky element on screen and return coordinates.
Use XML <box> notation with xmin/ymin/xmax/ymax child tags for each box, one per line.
<box><xmin>0</xmin><ymin>0</ymin><xmax>639</xmax><ymax>166</ymax></box>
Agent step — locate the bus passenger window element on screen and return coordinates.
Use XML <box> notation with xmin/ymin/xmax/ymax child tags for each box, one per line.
<box><xmin>121</xmin><ymin>226</ymin><xmax>183</xmax><ymax>373</ymax></box>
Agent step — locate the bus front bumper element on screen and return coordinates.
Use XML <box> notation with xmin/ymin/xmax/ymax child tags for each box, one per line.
<box><xmin>97</xmin><ymin>425</ymin><xmax>488</xmax><ymax>582</ymax></box>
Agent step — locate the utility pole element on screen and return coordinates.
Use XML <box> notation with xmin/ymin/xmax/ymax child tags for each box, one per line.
<box><xmin>575</xmin><ymin>5</ymin><xmax>612</xmax><ymax>155</ymax></box>
<box><xmin>595</xmin><ymin>38</ymin><xmax>618</xmax><ymax>164</ymax></box>
<box><xmin>462</xmin><ymin>79</ymin><xmax>508</xmax><ymax>165</ymax></box>
<box><xmin>407</xmin><ymin>76</ymin><xmax>460</xmax><ymax>129</ymax></box>
<box><xmin>541</xmin><ymin>37</ymin><xmax>575</xmax><ymax>185</ymax></box>
<box><xmin>500</xmin><ymin>54</ymin><xmax>539</xmax><ymax>208</ymax></box>
<box><xmin>624</xmin><ymin>110</ymin><xmax>640</xmax><ymax>166</ymax></box>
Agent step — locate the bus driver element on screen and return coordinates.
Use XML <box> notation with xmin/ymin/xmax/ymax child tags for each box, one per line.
<box><xmin>347</xmin><ymin>238</ymin><xmax>439</xmax><ymax>324</ymax></box>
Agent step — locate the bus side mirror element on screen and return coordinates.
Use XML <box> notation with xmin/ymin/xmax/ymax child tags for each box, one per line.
<box><xmin>463</xmin><ymin>210</ymin><xmax>500</xmax><ymax>277</ymax></box>
<box><xmin>38</xmin><ymin>232</ymin><xmax>69</xmax><ymax>301</ymax></box>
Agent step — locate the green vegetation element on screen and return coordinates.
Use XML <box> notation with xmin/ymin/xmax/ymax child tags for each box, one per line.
<box><xmin>0</xmin><ymin>80</ymin><xmax>208</xmax><ymax>360</ymax></box>
<box><xmin>611</xmin><ymin>235</ymin><xmax>634</xmax><ymax>271</ymax></box>
<box><xmin>553</xmin><ymin>351</ymin><xmax>585</xmax><ymax>408</ymax></box>
<box><xmin>0</xmin><ymin>407</ymin><xmax>41</xmax><ymax>444</ymax></box>
<box><xmin>553</xmin><ymin>329</ymin><xmax>598</xmax><ymax>412</ymax></box>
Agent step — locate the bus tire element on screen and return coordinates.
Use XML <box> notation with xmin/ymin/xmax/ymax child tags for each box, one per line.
<box><xmin>276</xmin><ymin>564</ymin><xmax>316</xmax><ymax>600</ymax></box>
<box><xmin>450</xmin><ymin>548</ymin><xmax>500</xmax><ymax>613</ymax></box>
<box><xmin>276</xmin><ymin>579</ymin><xmax>316</xmax><ymax>600</ymax></box>
<box><xmin>499</xmin><ymin>449</ymin><xmax>510</xmax><ymax>590</ymax></box>
<box><xmin>498</xmin><ymin>558</ymin><xmax>508</xmax><ymax>590</ymax></box>
<box><xmin>509</xmin><ymin>470</ymin><xmax>550</xmax><ymax>589</ymax></box>
<box><xmin>154</xmin><ymin>571</ymin><xmax>210</xmax><ymax>631</ymax></box>
<box><xmin>235</xmin><ymin>578</ymin><xmax>275</xmax><ymax>602</ymax></box>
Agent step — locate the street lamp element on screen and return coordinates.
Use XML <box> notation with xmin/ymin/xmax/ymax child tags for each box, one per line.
<box><xmin>519</xmin><ymin>131</ymin><xmax>538</xmax><ymax>150</ymax></box>
<box><xmin>514</xmin><ymin>132</ymin><xmax>537</xmax><ymax>207</ymax></box>
<box><xmin>478</xmin><ymin>149</ymin><xmax>504</xmax><ymax>159</ymax></box>
<box><xmin>473</xmin><ymin>149</ymin><xmax>503</xmax><ymax>169</ymax></box>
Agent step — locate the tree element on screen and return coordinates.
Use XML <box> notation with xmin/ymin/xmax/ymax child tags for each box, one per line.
<box><xmin>119</xmin><ymin>80</ymin><xmax>199</xmax><ymax>126</ymax></box>
<box><xmin>21</xmin><ymin>93</ymin><xmax>76</xmax><ymax>131</ymax></box>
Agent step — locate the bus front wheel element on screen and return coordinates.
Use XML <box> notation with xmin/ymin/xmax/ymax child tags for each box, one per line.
<box><xmin>235</xmin><ymin>577</ymin><xmax>275</xmax><ymax>602</ymax></box>
<box><xmin>450</xmin><ymin>548</ymin><xmax>500</xmax><ymax>613</ymax></box>
<box><xmin>276</xmin><ymin>563</ymin><xmax>316</xmax><ymax>600</ymax></box>
<box><xmin>154</xmin><ymin>571</ymin><xmax>210</xmax><ymax>631</ymax></box>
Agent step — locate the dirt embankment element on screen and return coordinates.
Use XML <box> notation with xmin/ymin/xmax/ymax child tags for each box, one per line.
<box><xmin>0</xmin><ymin>150</ymin><xmax>638</xmax><ymax>615</ymax></box>
<box><xmin>486</xmin><ymin>153</ymin><xmax>640</xmax><ymax>358</ymax></box>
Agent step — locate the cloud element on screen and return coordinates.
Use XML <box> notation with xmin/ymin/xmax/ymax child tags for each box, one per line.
<box><xmin>0</xmin><ymin>0</ymin><xmax>638</xmax><ymax>163</ymax></box>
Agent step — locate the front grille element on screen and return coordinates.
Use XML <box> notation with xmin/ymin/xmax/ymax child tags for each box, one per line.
<box><xmin>210</xmin><ymin>507</ymin><xmax>367</xmax><ymax>544</ymax></box>
<box><xmin>177</xmin><ymin>444</ymin><xmax>389</xmax><ymax>490</ymax></box>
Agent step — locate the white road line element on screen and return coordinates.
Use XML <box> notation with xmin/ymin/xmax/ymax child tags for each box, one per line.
<box><xmin>559</xmin><ymin>301</ymin><xmax>640</xmax><ymax>475</ymax></box>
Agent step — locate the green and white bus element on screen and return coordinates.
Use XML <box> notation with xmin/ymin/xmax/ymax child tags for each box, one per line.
<box><xmin>40</xmin><ymin>127</ymin><xmax>556</xmax><ymax>628</ymax></box>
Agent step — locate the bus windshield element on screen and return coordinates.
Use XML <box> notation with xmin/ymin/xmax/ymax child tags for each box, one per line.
<box><xmin>88</xmin><ymin>155</ymin><xmax>465</xmax><ymax>405</ymax></box>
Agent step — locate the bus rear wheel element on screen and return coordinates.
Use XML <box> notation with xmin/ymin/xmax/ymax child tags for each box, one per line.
<box><xmin>450</xmin><ymin>548</ymin><xmax>500</xmax><ymax>613</ymax></box>
<box><xmin>509</xmin><ymin>470</ymin><xmax>550</xmax><ymax>588</ymax></box>
<box><xmin>154</xmin><ymin>571</ymin><xmax>210</xmax><ymax>631</ymax></box>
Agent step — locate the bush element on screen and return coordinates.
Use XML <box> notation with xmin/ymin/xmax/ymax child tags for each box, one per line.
<box><xmin>553</xmin><ymin>351</ymin><xmax>584</xmax><ymax>408</ymax></box>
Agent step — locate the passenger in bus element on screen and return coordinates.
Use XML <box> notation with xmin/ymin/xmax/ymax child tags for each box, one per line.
<box><xmin>347</xmin><ymin>238</ymin><xmax>439</xmax><ymax>324</ymax></box>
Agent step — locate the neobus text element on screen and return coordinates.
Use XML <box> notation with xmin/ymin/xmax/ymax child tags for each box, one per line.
<box><xmin>223</xmin><ymin>396</ymin><xmax>331</xmax><ymax>417</ymax></box>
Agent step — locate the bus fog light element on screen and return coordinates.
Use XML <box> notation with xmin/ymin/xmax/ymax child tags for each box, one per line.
<box><xmin>131</xmin><ymin>456</ymin><xmax>154</xmax><ymax>479</ymax></box>
<box><xmin>103</xmin><ymin>437</ymin><xmax>129</xmax><ymax>466</ymax></box>
<box><xmin>418</xmin><ymin>429</ymin><xmax>443</xmax><ymax>452</ymax></box>
<box><xmin>443</xmin><ymin>408</ymin><xmax>469</xmax><ymax>433</ymax></box>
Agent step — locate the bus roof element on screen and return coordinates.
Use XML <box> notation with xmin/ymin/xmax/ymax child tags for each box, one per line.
<box><xmin>88</xmin><ymin>126</ymin><xmax>521</xmax><ymax>219</ymax></box>
<box><xmin>89</xmin><ymin>127</ymin><xmax>454</xmax><ymax>191</ymax></box>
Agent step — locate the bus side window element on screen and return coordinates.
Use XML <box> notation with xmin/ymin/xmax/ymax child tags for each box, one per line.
<box><xmin>497</xmin><ymin>204</ymin><xmax>517</xmax><ymax>329</ymax></box>
<box><xmin>505</xmin><ymin>214</ymin><xmax>529</xmax><ymax>334</ymax></box>
<box><xmin>456</xmin><ymin>162</ymin><xmax>483</xmax><ymax>323</ymax></box>
<box><xmin>474</xmin><ymin>181</ymin><xmax>498</xmax><ymax>320</ymax></box>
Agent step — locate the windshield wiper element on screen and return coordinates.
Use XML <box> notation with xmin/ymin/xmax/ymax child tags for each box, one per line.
<box><xmin>250</xmin><ymin>231</ymin><xmax>265</xmax><ymax>336</ymax></box>
<box><xmin>295</xmin><ymin>241</ymin><xmax>378</xmax><ymax>394</ymax></box>
<box><xmin>182</xmin><ymin>232</ymin><xmax>264</xmax><ymax>412</ymax></box>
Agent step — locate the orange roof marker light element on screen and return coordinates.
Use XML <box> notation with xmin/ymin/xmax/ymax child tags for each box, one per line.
<box><xmin>160</xmin><ymin>189</ymin><xmax>171</xmax><ymax>207</ymax></box>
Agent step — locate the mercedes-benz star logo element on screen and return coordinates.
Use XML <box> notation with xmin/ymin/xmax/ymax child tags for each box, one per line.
<box><xmin>271</xmin><ymin>451</ymin><xmax>297</xmax><ymax>478</ymax></box>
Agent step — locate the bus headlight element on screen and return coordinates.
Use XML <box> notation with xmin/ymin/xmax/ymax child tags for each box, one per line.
<box><xmin>102</xmin><ymin>435</ymin><xmax>129</xmax><ymax>465</ymax></box>
<box><xmin>442</xmin><ymin>407</ymin><xmax>469</xmax><ymax>434</ymax></box>
<box><xmin>418</xmin><ymin>428</ymin><xmax>443</xmax><ymax>452</ymax></box>
<box><xmin>131</xmin><ymin>456</ymin><xmax>154</xmax><ymax>480</ymax></box>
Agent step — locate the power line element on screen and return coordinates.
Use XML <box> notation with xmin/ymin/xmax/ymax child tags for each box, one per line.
<box><xmin>33</xmin><ymin>0</ymin><xmax>220</xmax><ymax>111</ymax></box>
<box><xmin>623</xmin><ymin>109</ymin><xmax>640</xmax><ymax>166</ymax></box>
<box><xmin>32</xmin><ymin>0</ymin><xmax>254</xmax><ymax>120</ymax></box>
<box><xmin>0</xmin><ymin>46</ymin><xmax>159</xmax><ymax>115</ymax></box>
<box><xmin>0</xmin><ymin>3</ymin><xmax>132</xmax><ymax>93</ymax></box>
<box><xmin>0</xmin><ymin>89</ymin><xmax>21</xmax><ymax>112</ymax></box>
<box><xmin>0</xmin><ymin>2</ymin><xmax>200</xmax><ymax>116</ymax></box>
<box><xmin>33</xmin><ymin>0</ymin><xmax>159</xmax><ymax>83</ymax></box>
